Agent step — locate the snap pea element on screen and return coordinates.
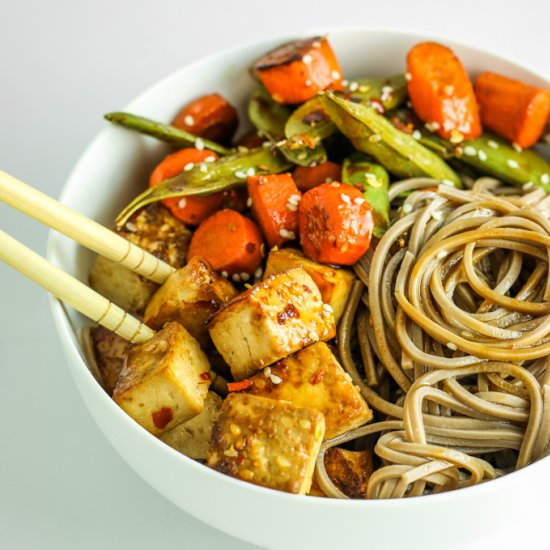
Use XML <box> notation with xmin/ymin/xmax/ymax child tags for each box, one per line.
<box><xmin>319</xmin><ymin>92</ymin><xmax>461</xmax><ymax>186</ymax></box>
<box><xmin>348</xmin><ymin>74</ymin><xmax>408</xmax><ymax>111</ymax></box>
<box><xmin>104</xmin><ymin>112</ymin><xmax>231</xmax><ymax>156</ymax></box>
<box><xmin>284</xmin><ymin>96</ymin><xmax>336</xmax><ymax>142</ymax></box>
<box><xmin>248</xmin><ymin>88</ymin><xmax>291</xmax><ymax>139</ymax></box>
<box><xmin>342</xmin><ymin>152</ymin><xmax>390</xmax><ymax>238</ymax></box>
<box><xmin>115</xmin><ymin>147</ymin><xmax>292</xmax><ymax>227</ymax></box>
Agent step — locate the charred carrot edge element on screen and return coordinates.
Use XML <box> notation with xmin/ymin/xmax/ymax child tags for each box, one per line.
<box><xmin>475</xmin><ymin>71</ymin><xmax>550</xmax><ymax>148</ymax></box>
<box><xmin>406</xmin><ymin>42</ymin><xmax>481</xmax><ymax>140</ymax></box>
<box><xmin>172</xmin><ymin>93</ymin><xmax>239</xmax><ymax>145</ymax></box>
<box><xmin>254</xmin><ymin>36</ymin><xmax>343</xmax><ymax>104</ymax></box>
<box><xmin>227</xmin><ymin>379</ymin><xmax>254</xmax><ymax>391</ymax></box>
<box><xmin>247</xmin><ymin>173</ymin><xmax>301</xmax><ymax>248</ymax></box>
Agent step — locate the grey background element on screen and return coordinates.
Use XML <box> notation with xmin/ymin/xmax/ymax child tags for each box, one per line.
<box><xmin>1</xmin><ymin>1</ymin><xmax>548</xmax><ymax>548</ymax></box>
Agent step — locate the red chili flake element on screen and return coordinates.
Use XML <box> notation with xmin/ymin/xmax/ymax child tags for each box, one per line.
<box><xmin>200</xmin><ymin>372</ymin><xmax>211</xmax><ymax>382</ymax></box>
<box><xmin>227</xmin><ymin>379</ymin><xmax>254</xmax><ymax>392</ymax></box>
<box><xmin>152</xmin><ymin>407</ymin><xmax>173</xmax><ymax>430</ymax></box>
<box><xmin>245</xmin><ymin>242</ymin><xmax>256</xmax><ymax>254</ymax></box>
<box><xmin>277</xmin><ymin>303</ymin><xmax>300</xmax><ymax>325</ymax></box>
<box><xmin>310</xmin><ymin>368</ymin><xmax>325</xmax><ymax>385</ymax></box>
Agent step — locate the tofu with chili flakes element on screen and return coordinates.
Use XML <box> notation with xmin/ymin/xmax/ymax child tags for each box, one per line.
<box><xmin>89</xmin><ymin>203</ymin><xmax>192</xmax><ymax>314</ymax></box>
<box><xmin>323</xmin><ymin>448</ymin><xmax>374</xmax><ymax>499</ymax></box>
<box><xmin>207</xmin><ymin>393</ymin><xmax>325</xmax><ymax>494</ymax></box>
<box><xmin>144</xmin><ymin>257</ymin><xmax>238</xmax><ymax>348</ymax></box>
<box><xmin>160</xmin><ymin>391</ymin><xmax>222</xmax><ymax>460</ymax></box>
<box><xmin>244</xmin><ymin>342</ymin><xmax>372</xmax><ymax>439</ymax></box>
<box><xmin>263</xmin><ymin>247</ymin><xmax>355</xmax><ymax>323</ymax></box>
<box><xmin>113</xmin><ymin>322</ymin><xmax>211</xmax><ymax>436</ymax></box>
<box><xmin>208</xmin><ymin>267</ymin><xmax>336</xmax><ymax>381</ymax></box>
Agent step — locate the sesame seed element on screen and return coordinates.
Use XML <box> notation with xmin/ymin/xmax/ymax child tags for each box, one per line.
<box><xmin>354</xmin><ymin>197</ymin><xmax>365</xmax><ymax>205</ymax></box>
<box><xmin>232</xmin><ymin>273</ymin><xmax>241</xmax><ymax>282</ymax></box>
<box><xmin>442</xmin><ymin>179</ymin><xmax>454</xmax><ymax>186</ymax></box>
<box><xmin>246</xmin><ymin>167</ymin><xmax>256</xmax><ymax>177</ymax></box>
<box><xmin>340</xmin><ymin>193</ymin><xmax>351</xmax><ymax>204</ymax></box>
<box><xmin>330</xmin><ymin>182</ymin><xmax>340</xmax><ymax>188</ymax></box>
<box><xmin>358</xmin><ymin>84</ymin><xmax>370</xmax><ymax>93</ymax></box>
<box><xmin>240</xmin><ymin>272</ymin><xmax>250</xmax><ymax>281</ymax></box>
<box><xmin>262</xmin><ymin>141</ymin><xmax>272</xmax><ymax>148</ymax></box>
<box><xmin>522</xmin><ymin>182</ymin><xmax>534</xmax><ymax>190</ymax></box>
<box><xmin>205</xmin><ymin>155</ymin><xmax>216</xmax><ymax>162</ymax></box>
<box><xmin>447</xmin><ymin>342</ymin><xmax>458</xmax><ymax>351</ymax></box>
<box><xmin>270</xmin><ymin>374</ymin><xmax>282</xmax><ymax>385</ymax></box>
<box><xmin>349</xmin><ymin>81</ymin><xmax>359</xmax><ymax>92</ymax></box>
<box><xmin>279</xmin><ymin>228</ymin><xmax>296</xmax><ymax>240</ymax></box>
<box><xmin>264</xmin><ymin>367</ymin><xmax>272</xmax><ymax>378</ymax></box>
<box><xmin>184</xmin><ymin>162</ymin><xmax>194</xmax><ymax>171</ymax></box>
<box><xmin>478</xmin><ymin>150</ymin><xmax>488</xmax><ymax>161</ymax></box>
<box><xmin>199</xmin><ymin>164</ymin><xmax>207</xmax><ymax>173</ymax></box>
<box><xmin>303</xmin><ymin>54</ymin><xmax>313</xmax><ymax>64</ymax></box>
<box><xmin>288</xmin><ymin>194</ymin><xmax>301</xmax><ymax>204</ymax></box>
<box><xmin>325</xmin><ymin>177</ymin><xmax>333</xmax><ymax>183</ymax></box>
<box><xmin>369</xmin><ymin>134</ymin><xmax>382</xmax><ymax>143</ymax></box>
<box><xmin>412</xmin><ymin>130</ymin><xmax>422</xmax><ymax>140</ymax></box>
<box><xmin>184</xmin><ymin>115</ymin><xmax>194</xmax><ymax>126</ymax></box>
<box><xmin>177</xmin><ymin>198</ymin><xmax>187</xmax><ymax>209</ymax></box>
<box><xmin>542</xmin><ymin>174</ymin><xmax>550</xmax><ymax>184</ymax></box>
<box><xmin>254</xmin><ymin>267</ymin><xmax>263</xmax><ymax>279</ymax></box>
<box><xmin>342</xmin><ymin>79</ymin><xmax>349</xmax><ymax>87</ymax></box>
<box><xmin>323</xmin><ymin>303</ymin><xmax>333</xmax><ymax>312</ymax></box>
<box><xmin>331</xmin><ymin>70</ymin><xmax>340</xmax><ymax>80</ymax></box>
<box><xmin>246</xmin><ymin>197</ymin><xmax>253</xmax><ymax>207</ymax></box>
<box><xmin>312</xmin><ymin>40</ymin><xmax>321</xmax><ymax>48</ymax></box>
<box><xmin>235</xmin><ymin>170</ymin><xmax>247</xmax><ymax>179</ymax></box>
<box><xmin>365</xmin><ymin>173</ymin><xmax>382</xmax><ymax>187</ymax></box>
<box><xmin>507</xmin><ymin>159</ymin><xmax>519</xmax><ymax>169</ymax></box>
<box><xmin>195</xmin><ymin>138</ymin><xmax>205</xmax><ymax>150</ymax></box>
<box><xmin>449</xmin><ymin>130</ymin><xmax>464</xmax><ymax>144</ymax></box>
<box><xmin>432</xmin><ymin>210</ymin><xmax>443</xmax><ymax>221</ymax></box>
<box><xmin>425</xmin><ymin>121</ymin><xmax>440</xmax><ymax>132</ymax></box>
<box><xmin>488</xmin><ymin>140</ymin><xmax>499</xmax><ymax>149</ymax></box>
<box><xmin>221</xmin><ymin>270</ymin><xmax>229</xmax><ymax>278</ymax></box>
<box><xmin>464</xmin><ymin>146</ymin><xmax>476</xmax><ymax>156</ymax></box>
<box><xmin>125</xmin><ymin>222</ymin><xmax>138</xmax><ymax>232</ymax></box>
<box><xmin>305</xmin><ymin>79</ymin><xmax>312</xmax><ymax>86</ymax></box>
<box><xmin>308</xmin><ymin>330</ymin><xmax>319</xmax><ymax>340</ymax></box>
<box><xmin>405</xmin><ymin>72</ymin><xmax>412</xmax><ymax>81</ymax></box>
<box><xmin>512</xmin><ymin>142</ymin><xmax>523</xmax><ymax>152</ymax></box>
<box><xmin>297</xmin><ymin>152</ymin><xmax>307</xmax><ymax>160</ymax></box>
<box><xmin>437</xmin><ymin>250</ymin><xmax>448</xmax><ymax>259</ymax></box>
<box><xmin>286</xmin><ymin>203</ymin><xmax>298</xmax><ymax>211</ymax></box>
<box><xmin>402</xmin><ymin>203</ymin><xmax>413</xmax><ymax>214</ymax></box>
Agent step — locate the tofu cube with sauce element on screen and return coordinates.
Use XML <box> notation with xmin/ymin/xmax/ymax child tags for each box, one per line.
<box><xmin>263</xmin><ymin>248</ymin><xmax>355</xmax><ymax>323</ymax></box>
<box><xmin>112</xmin><ymin>321</ymin><xmax>211</xmax><ymax>436</ymax></box>
<box><xmin>323</xmin><ymin>448</ymin><xmax>374</xmax><ymax>499</ymax></box>
<box><xmin>245</xmin><ymin>342</ymin><xmax>372</xmax><ymax>439</ymax></box>
<box><xmin>144</xmin><ymin>257</ymin><xmax>238</xmax><ymax>347</ymax></box>
<box><xmin>160</xmin><ymin>391</ymin><xmax>222</xmax><ymax>460</ymax></box>
<box><xmin>207</xmin><ymin>393</ymin><xmax>325</xmax><ymax>494</ymax></box>
<box><xmin>209</xmin><ymin>267</ymin><xmax>336</xmax><ymax>381</ymax></box>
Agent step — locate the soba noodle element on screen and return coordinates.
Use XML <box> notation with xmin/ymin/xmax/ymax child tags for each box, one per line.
<box><xmin>316</xmin><ymin>177</ymin><xmax>550</xmax><ymax>499</ymax></box>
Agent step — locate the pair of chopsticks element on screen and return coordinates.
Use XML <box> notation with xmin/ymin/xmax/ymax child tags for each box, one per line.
<box><xmin>0</xmin><ymin>170</ymin><xmax>174</xmax><ymax>344</ymax></box>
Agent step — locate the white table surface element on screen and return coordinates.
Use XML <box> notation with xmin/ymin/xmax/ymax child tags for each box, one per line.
<box><xmin>1</xmin><ymin>1</ymin><xmax>549</xmax><ymax>548</ymax></box>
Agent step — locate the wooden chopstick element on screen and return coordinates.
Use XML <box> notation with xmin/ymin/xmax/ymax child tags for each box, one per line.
<box><xmin>0</xmin><ymin>170</ymin><xmax>175</xmax><ymax>284</ymax></box>
<box><xmin>0</xmin><ymin>229</ymin><xmax>155</xmax><ymax>343</ymax></box>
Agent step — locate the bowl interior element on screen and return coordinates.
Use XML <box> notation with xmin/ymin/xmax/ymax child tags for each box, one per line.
<box><xmin>48</xmin><ymin>28</ymin><xmax>550</xmax><ymax>550</ymax></box>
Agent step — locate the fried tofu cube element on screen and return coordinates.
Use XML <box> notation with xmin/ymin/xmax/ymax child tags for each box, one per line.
<box><xmin>89</xmin><ymin>203</ymin><xmax>191</xmax><ymax>313</ymax></box>
<box><xmin>207</xmin><ymin>393</ymin><xmax>325</xmax><ymax>494</ymax></box>
<box><xmin>144</xmin><ymin>257</ymin><xmax>238</xmax><ymax>347</ymax></box>
<box><xmin>160</xmin><ymin>391</ymin><xmax>222</xmax><ymax>459</ymax></box>
<box><xmin>112</xmin><ymin>322</ymin><xmax>211</xmax><ymax>436</ymax></box>
<box><xmin>245</xmin><ymin>342</ymin><xmax>372</xmax><ymax>439</ymax></box>
<box><xmin>324</xmin><ymin>448</ymin><xmax>374</xmax><ymax>499</ymax></box>
<box><xmin>263</xmin><ymin>248</ymin><xmax>355</xmax><ymax>323</ymax></box>
<box><xmin>209</xmin><ymin>268</ymin><xmax>336</xmax><ymax>380</ymax></box>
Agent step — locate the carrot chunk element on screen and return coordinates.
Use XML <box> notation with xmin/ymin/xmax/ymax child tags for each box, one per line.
<box><xmin>292</xmin><ymin>161</ymin><xmax>342</xmax><ymax>191</ymax></box>
<box><xmin>475</xmin><ymin>72</ymin><xmax>550</xmax><ymax>148</ymax></box>
<box><xmin>407</xmin><ymin>42</ymin><xmax>481</xmax><ymax>140</ymax></box>
<box><xmin>172</xmin><ymin>93</ymin><xmax>239</xmax><ymax>144</ymax></box>
<box><xmin>253</xmin><ymin>36</ymin><xmax>343</xmax><ymax>104</ymax></box>
<box><xmin>187</xmin><ymin>209</ymin><xmax>264</xmax><ymax>277</ymax></box>
<box><xmin>247</xmin><ymin>173</ymin><xmax>301</xmax><ymax>248</ymax></box>
<box><xmin>149</xmin><ymin>148</ymin><xmax>223</xmax><ymax>226</ymax></box>
<box><xmin>298</xmin><ymin>182</ymin><xmax>373</xmax><ymax>265</ymax></box>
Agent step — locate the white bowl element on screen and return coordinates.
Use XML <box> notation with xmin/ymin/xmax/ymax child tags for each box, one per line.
<box><xmin>48</xmin><ymin>28</ymin><xmax>550</xmax><ymax>550</ymax></box>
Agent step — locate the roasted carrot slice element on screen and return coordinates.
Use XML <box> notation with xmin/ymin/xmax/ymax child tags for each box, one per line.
<box><xmin>247</xmin><ymin>173</ymin><xmax>301</xmax><ymax>248</ymax></box>
<box><xmin>474</xmin><ymin>72</ymin><xmax>550</xmax><ymax>148</ymax></box>
<box><xmin>407</xmin><ymin>42</ymin><xmax>481</xmax><ymax>140</ymax></box>
<box><xmin>292</xmin><ymin>161</ymin><xmax>342</xmax><ymax>191</ymax></box>
<box><xmin>298</xmin><ymin>182</ymin><xmax>373</xmax><ymax>265</ymax></box>
<box><xmin>253</xmin><ymin>36</ymin><xmax>343</xmax><ymax>104</ymax></box>
<box><xmin>149</xmin><ymin>148</ymin><xmax>223</xmax><ymax>226</ymax></box>
<box><xmin>187</xmin><ymin>209</ymin><xmax>264</xmax><ymax>278</ymax></box>
<box><xmin>172</xmin><ymin>93</ymin><xmax>239</xmax><ymax>145</ymax></box>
